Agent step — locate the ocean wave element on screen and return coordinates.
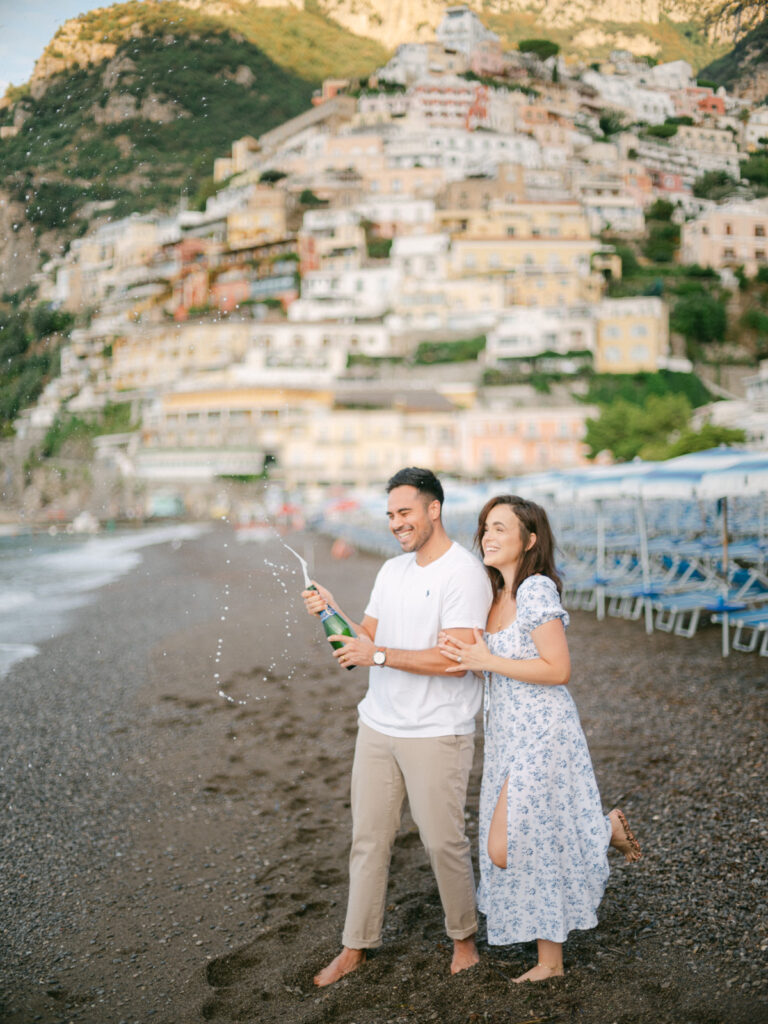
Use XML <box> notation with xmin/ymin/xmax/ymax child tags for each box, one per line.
<box><xmin>0</xmin><ymin>590</ymin><xmax>35</xmax><ymax>613</ymax></box>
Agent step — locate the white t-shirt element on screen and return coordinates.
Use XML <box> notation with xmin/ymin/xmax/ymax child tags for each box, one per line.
<box><xmin>358</xmin><ymin>542</ymin><xmax>493</xmax><ymax>738</ymax></box>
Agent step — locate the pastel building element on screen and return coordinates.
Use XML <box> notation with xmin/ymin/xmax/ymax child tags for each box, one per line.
<box><xmin>297</xmin><ymin>209</ymin><xmax>367</xmax><ymax>275</ymax></box>
<box><xmin>681</xmin><ymin>199</ymin><xmax>768</xmax><ymax>277</ymax></box>
<box><xmin>458</xmin><ymin>403</ymin><xmax>597</xmax><ymax>475</ymax></box>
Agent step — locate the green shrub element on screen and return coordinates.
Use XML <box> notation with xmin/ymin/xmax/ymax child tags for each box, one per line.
<box><xmin>413</xmin><ymin>335</ymin><xmax>486</xmax><ymax>364</ymax></box>
<box><xmin>643</xmin><ymin>222</ymin><xmax>679</xmax><ymax>263</ymax></box>
<box><xmin>643</xmin><ymin>123</ymin><xmax>677</xmax><ymax>138</ymax></box>
<box><xmin>583</xmin><ymin>370</ymin><xmax>712</xmax><ymax>409</ymax></box>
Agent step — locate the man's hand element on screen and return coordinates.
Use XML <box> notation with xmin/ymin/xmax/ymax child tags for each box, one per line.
<box><xmin>302</xmin><ymin>581</ymin><xmax>334</xmax><ymax>617</ymax></box>
<box><xmin>328</xmin><ymin>633</ymin><xmax>376</xmax><ymax>668</ymax></box>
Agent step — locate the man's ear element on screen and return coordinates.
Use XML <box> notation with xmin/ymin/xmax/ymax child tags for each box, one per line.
<box><xmin>428</xmin><ymin>498</ymin><xmax>441</xmax><ymax>521</ymax></box>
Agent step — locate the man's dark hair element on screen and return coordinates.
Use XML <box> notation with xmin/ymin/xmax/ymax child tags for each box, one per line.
<box><xmin>386</xmin><ymin>467</ymin><xmax>444</xmax><ymax>507</ymax></box>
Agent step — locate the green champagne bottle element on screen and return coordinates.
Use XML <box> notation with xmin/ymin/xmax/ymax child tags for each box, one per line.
<box><xmin>309</xmin><ymin>584</ymin><xmax>355</xmax><ymax>670</ymax></box>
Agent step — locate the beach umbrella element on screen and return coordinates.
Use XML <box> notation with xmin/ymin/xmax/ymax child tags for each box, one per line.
<box><xmin>567</xmin><ymin>462</ymin><xmax>655</xmax><ymax>621</ymax></box>
<box><xmin>629</xmin><ymin>450</ymin><xmax>756</xmax><ymax>645</ymax></box>
<box><xmin>695</xmin><ymin>452</ymin><xmax>768</xmax><ymax>597</ymax></box>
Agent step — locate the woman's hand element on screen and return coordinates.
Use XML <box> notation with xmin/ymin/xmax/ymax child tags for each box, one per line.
<box><xmin>301</xmin><ymin>581</ymin><xmax>334</xmax><ymax>617</ymax></box>
<box><xmin>438</xmin><ymin>628</ymin><xmax>490</xmax><ymax>674</ymax></box>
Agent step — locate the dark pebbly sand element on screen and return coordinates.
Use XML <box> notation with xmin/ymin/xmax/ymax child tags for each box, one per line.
<box><xmin>1</xmin><ymin>525</ymin><xmax>766</xmax><ymax>1024</ymax></box>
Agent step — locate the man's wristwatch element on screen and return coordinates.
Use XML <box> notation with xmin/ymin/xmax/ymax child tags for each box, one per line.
<box><xmin>373</xmin><ymin>648</ymin><xmax>387</xmax><ymax>666</ymax></box>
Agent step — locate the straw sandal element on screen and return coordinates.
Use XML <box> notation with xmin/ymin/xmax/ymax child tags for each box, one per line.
<box><xmin>610</xmin><ymin>808</ymin><xmax>642</xmax><ymax>862</ymax></box>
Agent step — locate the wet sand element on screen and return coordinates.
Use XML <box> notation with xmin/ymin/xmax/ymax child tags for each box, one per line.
<box><xmin>1</xmin><ymin>525</ymin><xmax>766</xmax><ymax>1024</ymax></box>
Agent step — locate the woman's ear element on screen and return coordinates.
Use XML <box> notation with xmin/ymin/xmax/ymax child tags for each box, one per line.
<box><xmin>525</xmin><ymin>532</ymin><xmax>537</xmax><ymax>552</ymax></box>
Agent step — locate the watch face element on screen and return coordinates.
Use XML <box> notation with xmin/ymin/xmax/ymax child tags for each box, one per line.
<box><xmin>373</xmin><ymin>650</ymin><xmax>386</xmax><ymax>665</ymax></box>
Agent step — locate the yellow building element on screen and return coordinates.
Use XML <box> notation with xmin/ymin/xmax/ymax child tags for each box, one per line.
<box><xmin>437</xmin><ymin>200</ymin><xmax>594</xmax><ymax>241</ymax></box>
<box><xmin>363</xmin><ymin>164</ymin><xmax>447</xmax><ymax>199</ymax></box>
<box><xmin>435</xmin><ymin>200</ymin><xmax>604</xmax><ymax>305</ymax></box>
<box><xmin>110</xmin><ymin>322</ymin><xmax>252</xmax><ymax>392</ymax></box>
<box><xmin>226</xmin><ymin>185</ymin><xmax>289</xmax><ymax>249</ymax></box>
<box><xmin>281</xmin><ymin>406</ymin><xmax>459</xmax><ymax>489</ymax></box>
<box><xmin>594</xmin><ymin>297</ymin><xmax>669</xmax><ymax>373</ymax></box>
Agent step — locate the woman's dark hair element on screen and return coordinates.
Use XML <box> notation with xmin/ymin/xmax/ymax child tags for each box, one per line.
<box><xmin>475</xmin><ymin>494</ymin><xmax>562</xmax><ymax>600</ymax></box>
<box><xmin>386</xmin><ymin>467</ymin><xmax>444</xmax><ymax>507</ymax></box>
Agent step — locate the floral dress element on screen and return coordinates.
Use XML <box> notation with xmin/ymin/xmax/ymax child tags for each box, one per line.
<box><xmin>476</xmin><ymin>574</ymin><xmax>612</xmax><ymax>945</ymax></box>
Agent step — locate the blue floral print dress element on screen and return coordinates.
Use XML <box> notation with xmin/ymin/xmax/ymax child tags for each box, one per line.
<box><xmin>476</xmin><ymin>574</ymin><xmax>612</xmax><ymax>945</ymax></box>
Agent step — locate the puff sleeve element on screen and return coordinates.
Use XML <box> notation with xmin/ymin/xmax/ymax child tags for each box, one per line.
<box><xmin>516</xmin><ymin>574</ymin><xmax>569</xmax><ymax>634</ymax></box>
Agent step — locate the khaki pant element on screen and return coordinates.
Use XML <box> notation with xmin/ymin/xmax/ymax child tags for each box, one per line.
<box><xmin>342</xmin><ymin>721</ymin><xmax>477</xmax><ymax>950</ymax></box>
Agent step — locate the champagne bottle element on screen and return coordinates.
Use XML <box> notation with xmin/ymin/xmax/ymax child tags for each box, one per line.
<box><xmin>308</xmin><ymin>584</ymin><xmax>355</xmax><ymax>670</ymax></box>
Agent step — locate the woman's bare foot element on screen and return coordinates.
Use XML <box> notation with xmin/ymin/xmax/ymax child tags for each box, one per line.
<box><xmin>513</xmin><ymin>962</ymin><xmax>564</xmax><ymax>984</ymax></box>
<box><xmin>609</xmin><ymin>808</ymin><xmax>642</xmax><ymax>862</ymax></box>
<box><xmin>313</xmin><ymin>947</ymin><xmax>366</xmax><ymax>987</ymax></box>
<box><xmin>450</xmin><ymin>936</ymin><xmax>479</xmax><ymax>975</ymax></box>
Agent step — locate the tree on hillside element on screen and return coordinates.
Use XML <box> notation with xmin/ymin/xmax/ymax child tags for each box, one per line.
<box><xmin>693</xmin><ymin>170</ymin><xmax>740</xmax><ymax>201</ymax></box>
<box><xmin>671</xmin><ymin>292</ymin><xmax>727</xmax><ymax>358</ymax></box>
<box><xmin>598</xmin><ymin>109</ymin><xmax>627</xmax><ymax>137</ymax></box>
<box><xmin>585</xmin><ymin>393</ymin><xmax>691</xmax><ymax>461</ymax></box>
<box><xmin>585</xmin><ymin>393</ymin><xmax>745</xmax><ymax>461</ymax></box>
<box><xmin>518</xmin><ymin>39</ymin><xmax>559</xmax><ymax>61</ymax></box>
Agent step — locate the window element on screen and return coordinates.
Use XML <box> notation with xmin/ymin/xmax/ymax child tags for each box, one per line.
<box><xmin>725</xmin><ymin>223</ymin><xmax>732</xmax><ymax>235</ymax></box>
<box><xmin>756</xmin><ymin>225</ymin><xmax>766</xmax><ymax>237</ymax></box>
<box><xmin>723</xmin><ymin>248</ymin><xmax>735</xmax><ymax>259</ymax></box>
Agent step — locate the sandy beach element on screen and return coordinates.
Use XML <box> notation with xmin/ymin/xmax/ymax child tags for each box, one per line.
<box><xmin>1</xmin><ymin>524</ymin><xmax>766</xmax><ymax>1024</ymax></box>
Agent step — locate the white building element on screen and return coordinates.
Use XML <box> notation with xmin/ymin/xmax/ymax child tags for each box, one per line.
<box><xmin>355</xmin><ymin>195</ymin><xmax>436</xmax><ymax>234</ymax></box>
<box><xmin>384</xmin><ymin>127</ymin><xmax>543</xmax><ymax>177</ymax></box>
<box><xmin>642</xmin><ymin>60</ymin><xmax>694</xmax><ymax>92</ymax></box>
<box><xmin>290</xmin><ymin>265</ymin><xmax>401</xmax><ymax>321</ymax></box>
<box><xmin>390</xmin><ymin>233</ymin><xmax>451</xmax><ymax>279</ymax></box>
<box><xmin>582</xmin><ymin>194</ymin><xmax>645</xmax><ymax>235</ymax></box>
<box><xmin>745</xmin><ymin>107</ymin><xmax>768</xmax><ymax>151</ymax></box>
<box><xmin>435</xmin><ymin>6</ymin><xmax>500</xmax><ymax>58</ymax></box>
<box><xmin>245</xmin><ymin>320</ymin><xmax>398</xmax><ymax>368</ymax></box>
<box><xmin>376</xmin><ymin>42</ymin><xmax>469</xmax><ymax>86</ymax></box>
<box><xmin>581</xmin><ymin>71</ymin><xmax>675</xmax><ymax>125</ymax></box>
<box><xmin>485</xmin><ymin>306</ymin><xmax>595</xmax><ymax>365</ymax></box>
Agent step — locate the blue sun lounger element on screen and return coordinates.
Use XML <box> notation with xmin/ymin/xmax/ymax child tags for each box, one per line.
<box><xmin>711</xmin><ymin>605</ymin><xmax>768</xmax><ymax>655</ymax></box>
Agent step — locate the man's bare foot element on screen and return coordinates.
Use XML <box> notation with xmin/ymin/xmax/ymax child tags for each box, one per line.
<box><xmin>513</xmin><ymin>962</ymin><xmax>564</xmax><ymax>984</ymax></box>
<box><xmin>313</xmin><ymin>947</ymin><xmax>366</xmax><ymax>987</ymax></box>
<box><xmin>450</xmin><ymin>936</ymin><xmax>479</xmax><ymax>975</ymax></box>
<box><xmin>609</xmin><ymin>808</ymin><xmax>642</xmax><ymax>862</ymax></box>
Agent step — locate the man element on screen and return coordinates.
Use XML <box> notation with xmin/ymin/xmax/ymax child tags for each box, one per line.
<box><xmin>302</xmin><ymin>467</ymin><xmax>492</xmax><ymax>987</ymax></box>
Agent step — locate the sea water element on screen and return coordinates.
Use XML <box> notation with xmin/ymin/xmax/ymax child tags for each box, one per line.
<box><xmin>0</xmin><ymin>523</ymin><xmax>209</xmax><ymax>678</ymax></box>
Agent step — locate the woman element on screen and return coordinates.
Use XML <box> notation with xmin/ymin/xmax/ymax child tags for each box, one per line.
<box><xmin>439</xmin><ymin>495</ymin><xmax>640</xmax><ymax>983</ymax></box>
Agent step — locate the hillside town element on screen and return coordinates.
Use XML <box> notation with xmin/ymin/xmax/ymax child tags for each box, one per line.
<box><xmin>11</xmin><ymin>5</ymin><xmax>768</xmax><ymax>507</ymax></box>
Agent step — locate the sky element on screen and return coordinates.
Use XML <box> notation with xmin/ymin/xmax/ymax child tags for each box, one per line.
<box><xmin>0</xmin><ymin>0</ymin><xmax>129</xmax><ymax>94</ymax></box>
